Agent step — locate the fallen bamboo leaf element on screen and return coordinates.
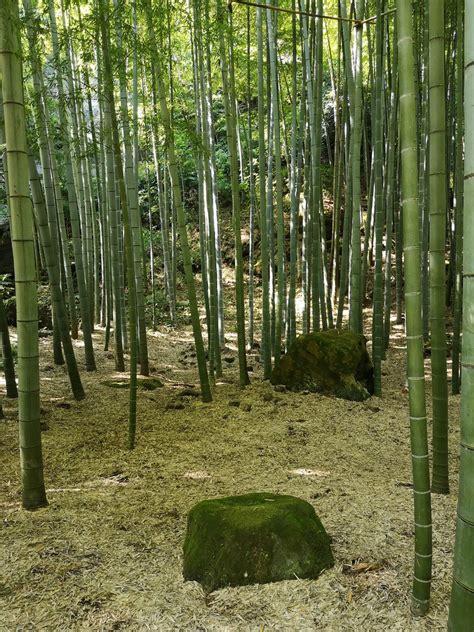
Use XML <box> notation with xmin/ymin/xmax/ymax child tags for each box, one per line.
<box><xmin>343</xmin><ymin>560</ymin><xmax>386</xmax><ymax>574</ymax></box>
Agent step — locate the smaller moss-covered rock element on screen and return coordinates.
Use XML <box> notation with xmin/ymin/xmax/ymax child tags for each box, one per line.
<box><xmin>183</xmin><ymin>493</ymin><xmax>333</xmax><ymax>592</ymax></box>
<box><xmin>271</xmin><ymin>329</ymin><xmax>374</xmax><ymax>401</ymax></box>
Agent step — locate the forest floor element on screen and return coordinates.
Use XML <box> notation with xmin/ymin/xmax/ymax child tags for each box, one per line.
<box><xmin>0</xmin><ymin>309</ymin><xmax>460</xmax><ymax>631</ymax></box>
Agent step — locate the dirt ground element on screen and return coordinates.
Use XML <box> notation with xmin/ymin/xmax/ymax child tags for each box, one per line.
<box><xmin>0</xmin><ymin>316</ymin><xmax>460</xmax><ymax>631</ymax></box>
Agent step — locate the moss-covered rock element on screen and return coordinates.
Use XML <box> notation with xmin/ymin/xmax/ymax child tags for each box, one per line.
<box><xmin>270</xmin><ymin>329</ymin><xmax>374</xmax><ymax>401</ymax></box>
<box><xmin>183</xmin><ymin>492</ymin><xmax>334</xmax><ymax>592</ymax></box>
<box><xmin>4</xmin><ymin>285</ymin><xmax>52</xmax><ymax>328</ymax></box>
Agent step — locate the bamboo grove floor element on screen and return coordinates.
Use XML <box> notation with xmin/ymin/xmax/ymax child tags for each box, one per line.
<box><xmin>1</xmin><ymin>316</ymin><xmax>460</xmax><ymax>630</ymax></box>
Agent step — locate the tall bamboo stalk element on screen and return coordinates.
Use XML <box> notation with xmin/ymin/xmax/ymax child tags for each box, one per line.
<box><xmin>28</xmin><ymin>156</ymin><xmax>85</xmax><ymax>401</ymax></box>
<box><xmin>451</xmin><ymin>0</ymin><xmax>464</xmax><ymax>396</ymax></box>
<box><xmin>48</xmin><ymin>0</ymin><xmax>96</xmax><ymax>371</ymax></box>
<box><xmin>397</xmin><ymin>0</ymin><xmax>432</xmax><ymax>615</ymax></box>
<box><xmin>349</xmin><ymin>1</ymin><xmax>364</xmax><ymax>334</ymax></box>
<box><xmin>0</xmin><ymin>0</ymin><xmax>47</xmax><ymax>510</ymax></box>
<box><xmin>448</xmin><ymin>2</ymin><xmax>474</xmax><ymax>626</ymax></box>
<box><xmin>144</xmin><ymin>0</ymin><xmax>212</xmax><ymax>402</ymax></box>
<box><xmin>372</xmin><ymin>0</ymin><xmax>384</xmax><ymax>395</ymax></box>
<box><xmin>217</xmin><ymin>0</ymin><xmax>250</xmax><ymax>386</ymax></box>
<box><xmin>428</xmin><ymin>0</ymin><xmax>449</xmax><ymax>495</ymax></box>
<box><xmin>99</xmin><ymin>0</ymin><xmax>138</xmax><ymax>448</ymax></box>
<box><xmin>266</xmin><ymin>1</ymin><xmax>284</xmax><ymax>366</ymax></box>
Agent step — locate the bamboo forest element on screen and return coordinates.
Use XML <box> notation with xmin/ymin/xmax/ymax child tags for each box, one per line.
<box><xmin>0</xmin><ymin>0</ymin><xmax>473</xmax><ymax>628</ymax></box>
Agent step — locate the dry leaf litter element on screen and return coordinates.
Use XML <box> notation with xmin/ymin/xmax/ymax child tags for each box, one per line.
<box><xmin>0</xmin><ymin>317</ymin><xmax>459</xmax><ymax>631</ymax></box>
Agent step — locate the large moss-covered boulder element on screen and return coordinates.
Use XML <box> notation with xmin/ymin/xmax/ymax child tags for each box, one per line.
<box><xmin>271</xmin><ymin>329</ymin><xmax>374</xmax><ymax>401</ymax></box>
<box><xmin>183</xmin><ymin>493</ymin><xmax>334</xmax><ymax>592</ymax></box>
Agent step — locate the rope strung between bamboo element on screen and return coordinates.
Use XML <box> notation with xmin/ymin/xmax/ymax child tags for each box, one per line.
<box><xmin>228</xmin><ymin>0</ymin><xmax>395</xmax><ymax>27</ymax></box>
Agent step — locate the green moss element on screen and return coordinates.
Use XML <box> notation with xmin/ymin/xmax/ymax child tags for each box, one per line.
<box><xmin>334</xmin><ymin>378</ymin><xmax>369</xmax><ymax>402</ymax></box>
<box><xmin>270</xmin><ymin>329</ymin><xmax>374</xmax><ymax>401</ymax></box>
<box><xmin>183</xmin><ymin>493</ymin><xmax>334</xmax><ymax>592</ymax></box>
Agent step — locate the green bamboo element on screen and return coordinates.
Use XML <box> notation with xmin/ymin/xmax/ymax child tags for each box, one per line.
<box><xmin>74</xmin><ymin>62</ymin><xmax>97</xmax><ymax>330</ymax></box>
<box><xmin>266</xmin><ymin>0</ymin><xmax>284</xmax><ymax>366</ymax></box>
<box><xmin>217</xmin><ymin>0</ymin><xmax>250</xmax><ymax>386</ymax></box>
<box><xmin>192</xmin><ymin>25</ymin><xmax>212</xmax><ymax>355</ymax></box>
<box><xmin>96</xmin><ymin>42</ymin><xmax>113</xmax><ymax>348</ymax></box>
<box><xmin>246</xmin><ymin>6</ymin><xmax>255</xmax><ymax>350</ymax></box>
<box><xmin>203</xmin><ymin>6</ymin><xmax>225</xmax><ymax>349</ymax></box>
<box><xmin>349</xmin><ymin>1</ymin><xmax>364</xmax><ymax>335</ymax></box>
<box><xmin>28</xmin><ymin>156</ymin><xmax>85</xmax><ymax>401</ymax></box>
<box><xmin>102</xmin><ymin>65</ymin><xmax>125</xmax><ymax>372</ymax></box>
<box><xmin>23</xmin><ymin>0</ymin><xmax>85</xmax><ymax>401</ymax></box>
<box><xmin>336</xmin><ymin>0</ymin><xmax>354</xmax><ymax>328</ymax></box>
<box><xmin>48</xmin><ymin>0</ymin><xmax>96</xmax><ymax>372</ymax></box>
<box><xmin>383</xmin><ymin>25</ymin><xmax>398</xmax><ymax>353</ymax></box>
<box><xmin>23</xmin><ymin>4</ymin><xmax>71</xmax><ymax>341</ymax></box>
<box><xmin>77</xmin><ymin>0</ymin><xmax>103</xmax><ymax>326</ymax></box>
<box><xmin>445</xmin><ymin>9</ymin><xmax>457</xmax><ymax>310</ymax></box>
<box><xmin>45</xmin><ymin>123</ymin><xmax>78</xmax><ymax>341</ymax></box>
<box><xmin>148</xmin><ymin>68</ymin><xmax>175</xmax><ymax>324</ymax></box>
<box><xmin>313</xmin><ymin>0</ymin><xmax>328</xmax><ymax>330</ymax></box>
<box><xmin>447</xmin><ymin>1</ymin><xmax>474</xmax><ymax>626</ymax></box>
<box><xmin>265</xmin><ymin>77</ymin><xmax>275</xmax><ymax>354</ymax></box>
<box><xmin>286</xmin><ymin>0</ymin><xmax>300</xmax><ymax>348</ymax></box>
<box><xmin>419</xmin><ymin>4</ymin><xmax>430</xmax><ymax>342</ymax></box>
<box><xmin>372</xmin><ymin>0</ymin><xmax>384</xmax><ymax>395</ymax></box>
<box><xmin>329</xmin><ymin>24</ymin><xmax>343</xmax><ymax>309</ymax></box>
<box><xmin>114</xmin><ymin>0</ymin><xmax>149</xmax><ymax>377</ymax></box>
<box><xmin>0</xmin><ymin>0</ymin><xmax>47</xmax><ymax>510</ymax></box>
<box><xmin>256</xmin><ymin>4</ymin><xmax>271</xmax><ymax>377</ymax></box>
<box><xmin>397</xmin><ymin>0</ymin><xmax>432</xmax><ymax>615</ymax></box>
<box><xmin>144</xmin><ymin>0</ymin><xmax>212</xmax><ymax>402</ymax></box>
<box><xmin>60</xmin><ymin>1</ymin><xmax>92</xmax><ymax>306</ymax></box>
<box><xmin>195</xmin><ymin>0</ymin><xmax>222</xmax><ymax>377</ymax></box>
<box><xmin>301</xmin><ymin>0</ymin><xmax>320</xmax><ymax>332</ymax></box>
<box><xmin>451</xmin><ymin>0</ymin><xmax>464</xmax><ymax>395</ymax></box>
<box><xmin>302</xmin><ymin>120</ymin><xmax>311</xmax><ymax>334</ymax></box>
<box><xmin>100</xmin><ymin>0</ymin><xmax>138</xmax><ymax>449</ymax></box>
<box><xmin>69</xmin><ymin>41</ymin><xmax>96</xmax><ymax>330</ymax></box>
<box><xmin>428</xmin><ymin>0</ymin><xmax>449</xmax><ymax>495</ymax></box>
<box><xmin>336</xmin><ymin>93</ymin><xmax>353</xmax><ymax>327</ymax></box>
<box><xmin>25</xmin><ymin>44</ymin><xmax>78</xmax><ymax>342</ymax></box>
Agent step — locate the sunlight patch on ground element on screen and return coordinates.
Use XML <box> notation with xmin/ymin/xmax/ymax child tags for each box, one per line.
<box><xmin>184</xmin><ymin>471</ymin><xmax>211</xmax><ymax>480</ymax></box>
<box><xmin>289</xmin><ymin>468</ymin><xmax>330</xmax><ymax>478</ymax></box>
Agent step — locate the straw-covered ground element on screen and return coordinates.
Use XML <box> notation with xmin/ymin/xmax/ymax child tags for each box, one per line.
<box><xmin>1</xmin><ymin>316</ymin><xmax>460</xmax><ymax>631</ymax></box>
